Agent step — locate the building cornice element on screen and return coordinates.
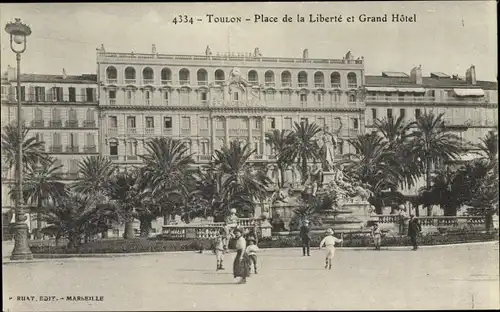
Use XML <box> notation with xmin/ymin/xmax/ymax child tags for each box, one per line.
<box><xmin>98</xmin><ymin>105</ymin><xmax>364</xmax><ymax>113</ymax></box>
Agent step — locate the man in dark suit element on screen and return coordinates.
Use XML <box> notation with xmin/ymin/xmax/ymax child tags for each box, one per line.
<box><xmin>300</xmin><ymin>219</ymin><xmax>312</xmax><ymax>256</ymax></box>
<box><xmin>407</xmin><ymin>215</ymin><xmax>422</xmax><ymax>250</ymax></box>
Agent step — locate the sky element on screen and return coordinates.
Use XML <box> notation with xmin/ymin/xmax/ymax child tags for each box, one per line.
<box><xmin>0</xmin><ymin>1</ymin><xmax>497</xmax><ymax>80</ymax></box>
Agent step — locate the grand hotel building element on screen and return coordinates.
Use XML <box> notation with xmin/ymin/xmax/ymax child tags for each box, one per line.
<box><xmin>96</xmin><ymin>46</ymin><xmax>366</xmax><ymax>168</ymax></box>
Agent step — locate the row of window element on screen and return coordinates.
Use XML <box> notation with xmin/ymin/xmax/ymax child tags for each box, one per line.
<box><xmin>33</xmin><ymin>133</ymin><xmax>96</xmax><ymax>151</ymax></box>
<box><xmin>105</xmin><ymin>66</ymin><xmax>358</xmax><ymax>88</ymax></box>
<box><xmin>5</xmin><ymin>86</ymin><xmax>97</xmax><ymax>102</ymax></box>
<box><xmin>108</xmin><ymin>115</ymin><xmax>360</xmax><ymax>132</ymax></box>
<box><xmin>107</xmin><ymin>89</ymin><xmax>359</xmax><ymax>105</ymax></box>
<box><xmin>369</xmin><ymin>108</ymin><xmax>420</xmax><ymax>121</ymax></box>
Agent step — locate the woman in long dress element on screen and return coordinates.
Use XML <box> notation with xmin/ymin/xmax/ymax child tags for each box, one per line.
<box><xmin>232</xmin><ymin>228</ymin><xmax>250</xmax><ymax>284</ymax></box>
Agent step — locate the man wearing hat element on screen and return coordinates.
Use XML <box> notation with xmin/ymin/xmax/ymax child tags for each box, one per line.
<box><xmin>300</xmin><ymin>219</ymin><xmax>312</xmax><ymax>256</ymax></box>
<box><xmin>408</xmin><ymin>215</ymin><xmax>422</xmax><ymax>251</ymax></box>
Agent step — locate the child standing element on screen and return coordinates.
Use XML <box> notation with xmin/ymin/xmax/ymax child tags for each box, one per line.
<box><xmin>246</xmin><ymin>237</ymin><xmax>259</xmax><ymax>274</ymax></box>
<box><xmin>318</xmin><ymin>228</ymin><xmax>343</xmax><ymax>270</ymax></box>
<box><xmin>372</xmin><ymin>223</ymin><xmax>382</xmax><ymax>250</ymax></box>
<box><xmin>214</xmin><ymin>228</ymin><xmax>226</xmax><ymax>271</ymax></box>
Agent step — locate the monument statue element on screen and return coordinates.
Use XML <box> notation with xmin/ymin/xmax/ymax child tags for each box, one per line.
<box><xmin>205</xmin><ymin>45</ymin><xmax>212</xmax><ymax>56</ymax></box>
<box><xmin>308</xmin><ymin>163</ymin><xmax>324</xmax><ymax>197</ymax></box>
<box><xmin>318</xmin><ymin>126</ymin><xmax>337</xmax><ymax>171</ymax></box>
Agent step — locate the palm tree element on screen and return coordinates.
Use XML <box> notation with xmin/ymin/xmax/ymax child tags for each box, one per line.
<box><xmin>284</xmin><ymin>122</ymin><xmax>322</xmax><ymax>184</ymax></box>
<box><xmin>1</xmin><ymin>122</ymin><xmax>47</xmax><ymax>171</ymax></box>
<box><xmin>475</xmin><ymin>131</ymin><xmax>498</xmax><ymax>163</ymax></box>
<box><xmin>213</xmin><ymin>141</ymin><xmax>272</xmax><ymax>218</ymax></box>
<box><xmin>22</xmin><ymin>158</ymin><xmax>67</xmax><ymax>239</ymax></box>
<box><xmin>411</xmin><ymin>111</ymin><xmax>464</xmax><ymax>215</ymax></box>
<box><xmin>72</xmin><ymin>156</ymin><xmax>116</xmax><ymax>195</ymax></box>
<box><xmin>266</xmin><ymin>129</ymin><xmax>293</xmax><ymax>188</ymax></box>
<box><xmin>140</xmin><ymin>137</ymin><xmax>195</xmax><ymax>225</ymax></box>
<box><xmin>374</xmin><ymin>116</ymin><xmax>422</xmax><ymax>190</ymax></box>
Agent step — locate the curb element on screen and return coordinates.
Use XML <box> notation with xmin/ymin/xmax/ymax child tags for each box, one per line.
<box><xmin>3</xmin><ymin>240</ymin><xmax>498</xmax><ymax>264</ymax></box>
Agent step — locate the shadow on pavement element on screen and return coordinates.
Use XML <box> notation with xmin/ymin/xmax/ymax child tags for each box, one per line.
<box><xmin>175</xmin><ymin>269</ymin><xmax>213</xmax><ymax>272</ymax></box>
<box><xmin>171</xmin><ymin>281</ymin><xmax>238</xmax><ymax>285</ymax></box>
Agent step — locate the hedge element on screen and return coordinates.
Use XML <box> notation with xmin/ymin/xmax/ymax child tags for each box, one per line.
<box><xmin>29</xmin><ymin>230</ymin><xmax>499</xmax><ymax>255</ymax></box>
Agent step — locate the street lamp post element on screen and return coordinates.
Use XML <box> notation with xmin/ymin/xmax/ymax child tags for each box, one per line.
<box><xmin>5</xmin><ymin>18</ymin><xmax>32</xmax><ymax>260</ymax></box>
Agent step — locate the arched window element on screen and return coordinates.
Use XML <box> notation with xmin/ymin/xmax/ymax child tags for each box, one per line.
<box><xmin>215</xmin><ymin>69</ymin><xmax>225</xmax><ymax>83</ymax></box>
<box><xmin>265</xmin><ymin>71</ymin><xmax>275</xmax><ymax>87</ymax></box>
<box><xmin>314</xmin><ymin>72</ymin><xmax>325</xmax><ymax>88</ymax></box>
<box><xmin>179</xmin><ymin>69</ymin><xmax>190</xmax><ymax>85</ymax></box>
<box><xmin>124</xmin><ymin>67</ymin><xmax>136</xmax><ymax>83</ymax></box>
<box><xmin>161</xmin><ymin>68</ymin><xmax>172</xmax><ymax>84</ymax></box>
<box><xmin>197</xmin><ymin>69</ymin><xmax>208</xmax><ymax>85</ymax></box>
<box><xmin>330</xmin><ymin>72</ymin><xmax>341</xmax><ymax>88</ymax></box>
<box><xmin>142</xmin><ymin>67</ymin><xmax>154</xmax><ymax>84</ymax></box>
<box><xmin>106</xmin><ymin>66</ymin><xmax>117</xmax><ymax>82</ymax></box>
<box><xmin>347</xmin><ymin>72</ymin><xmax>357</xmax><ymax>88</ymax></box>
<box><xmin>281</xmin><ymin>71</ymin><xmax>292</xmax><ymax>87</ymax></box>
<box><xmin>248</xmin><ymin>70</ymin><xmax>258</xmax><ymax>84</ymax></box>
<box><xmin>298</xmin><ymin>71</ymin><xmax>308</xmax><ymax>87</ymax></box>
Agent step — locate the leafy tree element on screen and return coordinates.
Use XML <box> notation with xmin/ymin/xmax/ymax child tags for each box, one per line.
<box><xmin>284</xmin><ymin>122</ymin><xmax>322</xmax><ymax>184</ymax></box>
<box><xmin>265</xmin><ymin>129</ymin><xmax>294</xmax><ymax>188</ymax></box>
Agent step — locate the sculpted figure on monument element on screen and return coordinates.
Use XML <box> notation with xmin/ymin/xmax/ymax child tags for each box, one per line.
<box><xmin>318</xmin><ymin>126</ymin><xmax>337</xmax><ymax>171</ymax></box>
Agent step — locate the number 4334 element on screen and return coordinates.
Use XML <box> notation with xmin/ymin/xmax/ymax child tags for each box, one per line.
<box><xmin>173</xmin><ymin>15</ymin><xmax>194</xmax><ymax>24</ymax></box>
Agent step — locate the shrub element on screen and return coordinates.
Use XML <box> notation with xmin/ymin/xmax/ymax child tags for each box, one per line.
<box><xmin>29</xmin><ymin>230</ymin><xmax>499</xmax><ymax>255</ymax></box>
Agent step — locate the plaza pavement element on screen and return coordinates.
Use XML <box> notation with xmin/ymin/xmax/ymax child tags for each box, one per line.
<box><xmin>2</xmin><ymin>242</ymin><xmax>499</xmax><ymax>311</ymax></box>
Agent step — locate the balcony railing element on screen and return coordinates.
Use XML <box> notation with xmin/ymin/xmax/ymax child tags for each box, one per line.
<box><xmin>229</xmin><ymin>129</ymin><xmax>249</xmax><ymax>136</ymax></box>
<box><xmin>199</xmin><ymin>128</ymin><xmax>209</xmax><ymax>136</ymax></box>
<box><xmin>348</xmin><ymin>83</ymin><xmax>358</xmax><ymax>89</ymax></box>
<box><xmin>49</xmin><ymin>120</ymin><xmax>63</xmax><ymax>128</ymax></box>
<box><xmin>66</xmin><ymin>146</ymin><xmax>79</xmax><ymax>153</ymax></box>
<box><xmin>198</xmin><ymin>155</ymin><xmax>211</xmax><ymax>161</ymax></box>
<box><xmin>83</xmin><ymin>120</ymin><xmax>96</xmax><ymax>128</ymax></box>
<box><xmin>106</xmin><ymin>78</ymin><xmax>117</xmax><ymax>84</ymax></box>
<box><xmin>108</xmin><ymin>127</ymin><xmax>118</xmax><ymax>135</ymax></box>
<box><xmin>300</xmin><ymin>101</ymin><xmax>308</xmax><ymax>107</ymax></box>
<box><xmin>108</xmin><ymin>99</ymin><xmax>116</xmax><ymax>105</ymax></box>
<box><xmin>281</xmin><ymin>82</ymin><xmax>292</xmax><ymax>87</ymax></box>
<box><xmin>30</xmin><ymin>120</ymin><xmax>44</xmax><ymax>128</ymax></box>
<box><xmin>179</xmin><ymin>80</ymin><xmax>190</xmax><ymax>86</ymax></box>
<box><xmin>314</xmin><ymin>83</ymin><xmax>325</xmax><ymax>88</ymax></box>
<box><xmin>145</xmin><ymin>127</ymin><xmax>155</xmax><ymax>135</ymax></box>
<box><xmin>66</xmin><ymin>172</ymin><xmax>79</xmax><ymax>180</ymax></box>
<box><xmin>161</xmin><ymin>79</ymin><xmax>172</xmax><ymax>85</ymax></box>
<box><xmin>216</xmin><ymin>129</ymin><xmax>225</xmax><ymax>136</ymax></box>
<box><xmin>214</xmin><ymin>80</ymin><xmax>225</xmax><ymax>85</ymax></box>
<box><xmin>65</xmin><ymin>120</ymin><xmax>78</xmax><ymax>128</ymax></box>
<box><xmin>265</xmin><ymin>82</ymin><xmax>275</xmax><ymax>87</ymax></box>
<box><xmin>181</xmin><ymin>128</ymin><xmax>191</xmax><ymax>135</ymax></box>
<box><xmin>163</xmin><ymin>128</ymin><xmax>173</xmax><ymax>135</ymax></box>
<box><xmin>127</xmin><ymin>127</ymin><xmax>137</xmax><ymax>135</ymax></box>
<box><xmin>249</xmin><ymin>80</ymin><xmax>259</xmax><ymax>85</ymax></box>
<box><xmin>124</xmin><ymin>79</ymin><xmax>136</xmax><ymax>84</ymax></box>
<box><xmin>83</xmin><ymin>145</ymin><xmax>97</xmax><ymax>153</ymax></box>
<box><xmin>145</xmin><ymin>99</ymin><xmax>151</xmax><ymax>105</ymax></box>
<box><xmin>109</xmin><ymin>155</ymin><xmax>119</xmax><ymax>161</ymax></box>
<box><xmin>127</xmin><ymin>155</ymin><xmax>138</xmax><ymax>161</ymax></box>
<box><xmin>298</xmin><ymin>82</ymin><xmax>308</xmax><ymax>88</ymax></box>
<box><xmin>349</xmin><ymin>129</ymin><xmax>360</xmax><ymax>136</ymax></box>
<box><xmin>331</xmin><ymin>83</ymin><xmax>341</xmax><ymax>89</ymax></box>
<box><xmin>143</xmin><ymin>79</ymin><xmax>154</xmax><ymax>85</ymax></box>
<box><xmin>197</xmin><ymin>80</ymin><xmax>208</xmax><ymax>86</ymax></box>
<box><xmin>49</xmin><ymin>145</ymin><xmax>62</xmax><ymax>153</ymax></box>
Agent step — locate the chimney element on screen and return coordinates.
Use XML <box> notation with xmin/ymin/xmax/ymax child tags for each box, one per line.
<box><xmin>410</xmin><ymin>65</ymin><xmax>422</xmax><ymax>85</ymax></box>
<box><xmin>303</xmin><ymin>49</ymin><xmax>309</xmax><ymax>59</ymax></box>
<box><xmin>7</xmin><ymin>65</ymin><xmax>16</xmax><ymax>81</ymax></box>
<box><xmin>466</xmin><ymin>65</ymin><xmax>476</xmax><ymax>85</ymax></box>
<box><xmin>152</xmin><ymin>44</ymin><xmax>156</xmax><ymax>54</ymax></box>
<box><xmin>62</xmin><ymin>68</ymin><xmax>67</xmax><ymax>79</ymax></box>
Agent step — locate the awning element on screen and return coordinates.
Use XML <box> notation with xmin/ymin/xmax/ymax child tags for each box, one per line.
<box><xmin>397</xmin><ymin>87</ymin><xmax>426</xmax><ymax>93</ymax></box>
<box><xmin>453</xmin><ymin>88</ymin><xmax>485</xmax><ymax>97</ymax></box>
<box><xmin>365</xmin><ymin>86</ymin><xmax>398</xmax><ymax>92</ymax></box>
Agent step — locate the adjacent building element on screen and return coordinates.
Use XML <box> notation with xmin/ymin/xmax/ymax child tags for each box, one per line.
<box><xmin>1</xmin><ymin>67</ymin><xmax>99</xmax><ymax>232</ymax></box>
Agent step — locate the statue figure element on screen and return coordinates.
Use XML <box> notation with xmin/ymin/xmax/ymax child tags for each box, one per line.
<box><xmin>254</xmin><ymin>47</ymin><xmax>262</xmax><ymax>57</ymax></box>
<box><xmin>273</xmin><ymin>183</ymin><xmax>291</xmax><ymax>204</ymax></box>
<box><xmin>308</xmin><ymin>163</ymin><xmax>324</xmax><ymax>197</ymax></box>
<box><xmin>318</xmin><ymin>126</ymin><xmax>337</xmax><ymax>171</ymax></box>
<box><xmin>205</xmin><ymin>45</ymin><xmax>212</xmax><ymax>56</ymax></box>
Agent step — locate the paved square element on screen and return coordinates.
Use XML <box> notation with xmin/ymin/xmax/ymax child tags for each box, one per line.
<box><xmin>3</xmin><ymin>243</ymin><xmax>499</xmax><ymax>311</ymax></box>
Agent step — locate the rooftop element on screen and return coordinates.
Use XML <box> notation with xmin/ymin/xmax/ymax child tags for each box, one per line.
<box><xmin>2</xmin><ymin>73</ymin><xmax>97</xmax><ymax>84</ymax></box>
<box><xmin>365</xmin><ymin>75</ymin><xmax>497</xmax><ymax>90</ymax></box>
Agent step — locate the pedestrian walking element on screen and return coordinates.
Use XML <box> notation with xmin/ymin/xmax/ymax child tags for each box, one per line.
<box><xmin>371</xmin><ymin>223</ymin><xmax>382</xmax><ymax>250</ymax></box>
<box><xmin>318</xmin><ymin>228</ymin><xmax>343</xmax><ymax>270</ymax></box>
<box><xmin>232</xmin><ymin>228</ymin><xmax>250</xmax><ymax>284</ymax></box>
<box><xmin>300</xmin><ymin>219</ymin><xmax>312</xmax><ymax>256</ymax></box>
<box><xmin>408</xmin><ymin>215</ymin><xmax>422</xmax><ymax>250</ymax></box>
<box><xmin>246</xmin><ymin>236</ymin><xmax>259</xmax><ymax>274</ymax></box>
<box><xmin>214</xmin><ymin>228</ymin><xmax>226</xmax><ymax>271</ymax></box>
